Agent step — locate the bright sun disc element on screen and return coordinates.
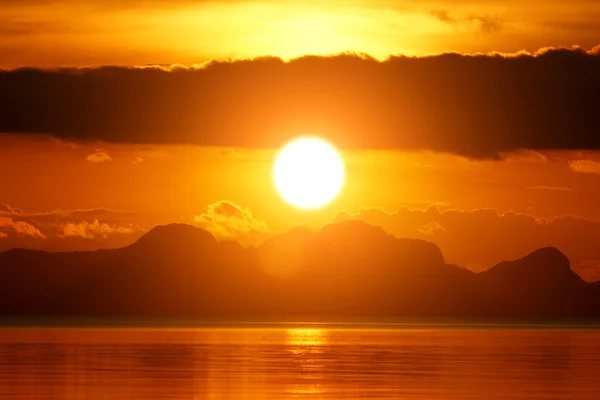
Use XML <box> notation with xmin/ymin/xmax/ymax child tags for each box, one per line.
<box><xmin>273</xmin><ymin>137</ymin><xmax>345</xmax><ymax>209</ymax></box>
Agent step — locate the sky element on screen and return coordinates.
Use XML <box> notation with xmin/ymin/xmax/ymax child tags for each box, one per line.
<box><xmin>0</xmin><ymin>0</ymin><xmax>599</xmax><ymax>281</ymax></box>
<box><xmin>1</xmin><ymin>0</ymin><xmax>600</xmax><ymax>67</ymax></box>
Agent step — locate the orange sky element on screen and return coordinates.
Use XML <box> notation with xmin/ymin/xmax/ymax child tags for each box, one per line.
<box><xmin>1</xmin><ymin>0</ymin><xmax>600</xmax><ymax>68</ymax></box>
<box><xmin>1</xmin><ymin>134</ymin><xmax>599</xmax><ymax>280</ymax></box>
<box><xmin>0</xmin><ymin>0</ymin><xmax>599</xmax><ymax>281</ymax></box>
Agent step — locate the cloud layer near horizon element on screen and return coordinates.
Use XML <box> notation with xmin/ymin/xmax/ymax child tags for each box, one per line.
<box><xmin>194</xmin><ymin>200</ymin><xmax>268</xmax><ymax>244</ymax></box>
<box><xmin>0</xmin><ymin>205</ymin><xmax>147</xmax><ymax>251</ymax></box>
<box><xmin>0</xmin><ymin>201</ymin><xmax>270</xmax><ymax>250</ymax></box>
<box><xmin>3</xmin><ymin>200</ymin><xmax>600</xmax><ymax>282</ymax></box>
<box><xmin>1</xmin><ymin>46</ymin><xmax>599</xmax><ymax>157</ymax></box>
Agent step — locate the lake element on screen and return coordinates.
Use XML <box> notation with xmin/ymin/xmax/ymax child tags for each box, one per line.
<box><xmin>1</xmin><ymin>322</ymin><xmax>600</xmax><ymax>399</ymax></box>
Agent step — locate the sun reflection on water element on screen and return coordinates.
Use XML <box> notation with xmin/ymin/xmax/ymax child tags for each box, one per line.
<box><xmin>285</xmin><ymin>328</ymin><xmax>328</xmax><ymax>396</ymax></box>
<box><xmin>286</xmin><ymin>328</ymin><xmax>327</xmax><ymax>351</ymax></box>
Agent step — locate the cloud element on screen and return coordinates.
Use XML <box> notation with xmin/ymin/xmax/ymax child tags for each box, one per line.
<box><xmin>569</xmin><ymin>160</ymin><xmax>600</xmax><ymax>175</ymax></box>
<box><xmin>335</xmin><ymin>207</ymin><xmax>600</xmax><ymax>282</ymax></box>
<box><xmin>1</xmin><ymin>46</ymin><xmax>600</xmax><ymax>157</ymax></box>
<box><xmin>0</xmin><ymin>203</ymin><xmax>23</xmax><ymax>214</ymax></box>
<box><xmin>500</xmin><ymin>150</ymin><xmax>548</xmax><ymax>164</ymax></box>
<box><xmin>0</xmin><ymin>20</ymin><xmax>73</xmax><ymax>37</ymax></box>
<box><xmin>0</xmin><ymin>207</ymin><xmax>144</xmax><ymax>228</ymax></box>
<box><xmin>61</xmin><ymin>219</ymin><xmax>135</xmax><ymax>239</ymax></box>
<box><xmin>0</xmin><ymin>205</ymin><xmax>149</xmax><ymax>251</ymax></box>
<box><xmin>418</xmin><ymin>221</ymin><xmax>446</xmax><ymax>235</ymax></box>
<box><xmin>194</xmin><ymin>201</ymin><xmax>268</xmax><ymax>243</ymax></box>
<box><xmin>86</xmin><ymin>150</ymin><xmax>112</xmax><ymax>163</ymax></box>
<box><xmin>527</xmin><ymin>186</ymin><xmax>572</xmax><ymax>191</ymax></box>
<box><xmin>0</xmin><ymin>217</ymin><xmax>46</xmax><ymax>238</ymax></box>
<box><xmin>431</xmin><ymin>10</ymin><xmax>503</xmax><ymax>33</ymax></box>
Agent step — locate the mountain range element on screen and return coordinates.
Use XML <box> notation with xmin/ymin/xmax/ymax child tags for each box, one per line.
<box><xmin>1</xmin><ymin>221</ymin><xmax>598</xmax><ymax>318</ymax></box>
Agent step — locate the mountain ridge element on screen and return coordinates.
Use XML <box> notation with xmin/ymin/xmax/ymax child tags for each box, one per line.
<box><xmin>1</xmin><ymin>222</ymin><xmax>598</xmax><ymax>318</ymax></box>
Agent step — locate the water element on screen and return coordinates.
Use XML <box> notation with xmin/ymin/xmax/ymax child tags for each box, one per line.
<box><xmin>1</xmin><ymin>323</ymin><xmax>600</xmax><ymax>399</ymax></box>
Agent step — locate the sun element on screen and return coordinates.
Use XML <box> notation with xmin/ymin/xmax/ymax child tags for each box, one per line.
<box><xmin>273</xmin><ymin>137</ymin><xmax>345</xmax><ymax>209</ymax></box>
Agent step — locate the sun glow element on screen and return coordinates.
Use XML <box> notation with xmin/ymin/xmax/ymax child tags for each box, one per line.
<box><xmin>273</xmin><ymin>137</ymin><xmax>345</xmax><ymax>210</ymax></box>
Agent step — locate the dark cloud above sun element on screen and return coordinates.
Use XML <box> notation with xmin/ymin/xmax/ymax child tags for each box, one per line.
<box><xmin>1</xmin><ymin>46</ymin><xmax>599</xmax><ymax>158</ymax></box>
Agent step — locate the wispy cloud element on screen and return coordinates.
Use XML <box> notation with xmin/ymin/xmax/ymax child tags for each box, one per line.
<box><xmin>430</xmin><ymin>9</ymin><xmax>503</xmax><ymax>33</ymax></box>
<box><xmin>0</xmin><ymin>217</ymin><xmax>47</xmax><ymax>238</ymax></box>
<box><xmin>86</xmin><ymin>150</ymin><xmax>112</xmax><ymax>163</ymax></box>
<box><xmin>194</xmin><ymin>200</ymin><xmax>268</xmax><ymax>243</ymax></box>
<box><xmin>62</xmin><ymin>220</ymin><xmax>136</xmax><ymax>239</ymax></box>
<box><xmin>527</xmin><ymin>186</ymin><xmax>572</xmax><ymax>191</ymax></box>
<box><xmin>0</xmin><ymin>204</ymin><xmax>149</xmax><ymax>249</ymax></box>
<box><xmin>569</xmin><ymin>160</ymin><xmax>600</xmax><ymax>175</ymax></box>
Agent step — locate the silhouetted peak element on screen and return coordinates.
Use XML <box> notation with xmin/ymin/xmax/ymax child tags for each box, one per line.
<box><xmin>142</xmin><ymin>223</ymin><xmax>214</xmax><ymax>238</ymax></box>
<box><xmin>316</xmin><ymin>220</ymin><xmax>445</xmax><ymax>264</ymax></box>
<box><xmin>130</xmin><ymin>223</ymin><xmax>216</xmax><ymax>251</ymax></box>
<box><xmin>520</xmin><ymin>247</ymin><xmax>570</xmax><ymax>271</ymax></box>
<box><xmin>318</xmin><ymin>220</ymin><xmax>389</xmax><ymax>241</ymax></box>
<box><xmin>218</xmin><ymin>240</ymin><xmax>244</xmax><ymax>253</ymax></box>
<box><xmin>0</xmin><ymin>248</ymin><xmax>46</xmax><ymax>257</ymax></box>
<box><xmin>483</xmin><ymin>246</ymin><xmax>573</xmax><ymax>282</ymax></box>
<box><xmin>307</xmin><ymin>221</ymin><xmax>445</xmax><ymax>270</ymax></box>
<box><xmin>261</xmin><ymin>226</ymin><xmax>314</xmax><ymax>251</ymax></box>
<box><xmin>272</xmin><ymin>225</ymin><xmax>314</xmax><ymax>240</ymax></box>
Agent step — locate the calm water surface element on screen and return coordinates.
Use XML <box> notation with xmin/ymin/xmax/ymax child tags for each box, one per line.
<box><xmin>1</xmin><ymin>323</ymin><xmax>600</xmax><ymax>399</ymax></box>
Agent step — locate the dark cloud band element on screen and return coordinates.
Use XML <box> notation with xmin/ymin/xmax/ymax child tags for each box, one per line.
<box><xmin>1</xmin><ymin>46</ymin><xmax>599</xmax><ymax>157</ymax></box>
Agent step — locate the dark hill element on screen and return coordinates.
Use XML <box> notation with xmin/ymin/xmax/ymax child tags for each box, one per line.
<box><xmin>477</xmin><ymin>247</ymin><xmax>595</xmax><ymax>316</ymax></box>
<box><xmin>0</xmin><ymin>224</ymin><xmax>271</xmax><ymax>317</ymax></box>
<box><xmin>256</xmin><ymin>226</ymin><xmax>314</xmax><ymax>279</ymax></box>
<box><xmin>0</xmin><ymin>222</ymin><xmax>598</xmax><ymax>318</ymax></box>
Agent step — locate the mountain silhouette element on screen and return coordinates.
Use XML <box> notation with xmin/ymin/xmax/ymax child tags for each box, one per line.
<box><xmin>257</xmin><ymin>225</ymin><xmax>314</xmax><ymax>279</ymax></box>
<box><xmin>476</xmin><ymin>247</ymin><xmax>597</xmax><ymax>316</ymax></box>
<box><xmin>0</xmin><ymin>221</ymin><xmax>598</xmax><ymax>319</ymax></box>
